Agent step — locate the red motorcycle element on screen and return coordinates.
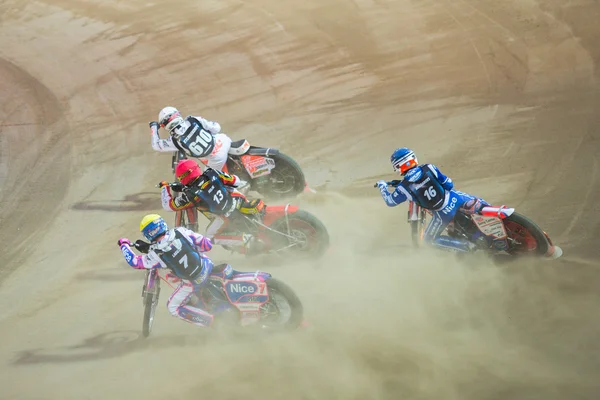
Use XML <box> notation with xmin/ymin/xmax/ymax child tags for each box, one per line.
<box><xmin>170</xmin><ymin>188</ymin><xmax>330</xmax><ymax>259</ymax></box>
<box><xmin>170</xmin><ymin>138</ymin><xmax>310</xmax><ymax>200</ymax></box>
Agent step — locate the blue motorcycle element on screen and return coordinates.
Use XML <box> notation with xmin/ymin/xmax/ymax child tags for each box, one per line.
<box><xmin>384</xmin><ymin>181</ymin><xmax>563</xmax><ymax>259</ymax></box>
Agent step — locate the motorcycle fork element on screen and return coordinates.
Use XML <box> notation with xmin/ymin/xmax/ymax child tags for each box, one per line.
<box><xmin>408</xmin><ymin>202</ymin><xmax>426</xmax><ymax>224</ymax></box>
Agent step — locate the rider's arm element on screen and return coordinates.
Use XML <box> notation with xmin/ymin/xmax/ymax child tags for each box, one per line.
<box><xmin>177</xmin><ymin>227</ymin><xmax>213</xmax><ymax>253</ymax></box>
<box><xmin>120</xmin><ymin>243</ymin><xmax>164</xmax><ymax>270</ymax></box>
<box><xmin>161</xmin><ymin>186</ymin><xmax>195</xmax><ymax>211</ymax></box>
<box><xmin>376</xmin><ymin>180</ymin><xmax>413</xmax><ymax>207</ymax></box>
<box><xmin>191</xmin><ymin>116</ymin><xmax>221</xmax><ymax>134</ymax></box>
<box><xmin>150</xmin><ymin>124</ymin><xmax>178</xmax><ymax>152</ymax></box>
<box><xmin>216</xmin><ymin>170</ymin><xmax>242</xmax><ymax>187</ymax></box>
<box><xmin>427</xmin><ymin>164</ymin><xmax>454</xmax><ymax>190</ymax></box>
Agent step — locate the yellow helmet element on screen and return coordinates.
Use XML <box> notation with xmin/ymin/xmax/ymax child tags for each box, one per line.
<box><xmin>140</xmin><ymin>214</ymin><xmax>168</xmax><ymax>242</ymax></box>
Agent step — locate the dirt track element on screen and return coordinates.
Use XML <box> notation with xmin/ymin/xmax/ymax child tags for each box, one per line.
<box><xmin>1</xmin><ymin>0</ymin><xmax>600</xmax><ymax>399</ymax></box>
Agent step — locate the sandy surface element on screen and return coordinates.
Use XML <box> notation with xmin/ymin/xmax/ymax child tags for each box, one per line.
<box><xmin>1</xmin><ymin>0</ymin><xmax>600</xmax><ymax>399</ymax></box>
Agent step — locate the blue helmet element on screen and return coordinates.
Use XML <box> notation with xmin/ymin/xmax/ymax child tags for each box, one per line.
<box><xmin>140</xmin><ymin>214</ymin><xmax>168</xmax><ymax>242</ymax></box>
<box><xmin>390</xmin><ymin>147</ymin><xmax>418</xmax><ymax>175</ymax></box>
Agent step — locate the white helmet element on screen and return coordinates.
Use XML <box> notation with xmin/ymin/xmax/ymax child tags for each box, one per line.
<box><xmin>158</xmin><ymin>106</ymin><xmax>185</xmax><ymax>133</ymax></box>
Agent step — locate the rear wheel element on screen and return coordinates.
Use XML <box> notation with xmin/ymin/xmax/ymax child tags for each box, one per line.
<box><xmin>269</xmin><ymin>210</ymin><xmax>329</xmax><ymax>259</ymax></box>
<box><xmin>242</xmin><ymin>153</ymin><xmax>305</xmax><ymax>200</ymax></box>
<box><xmin>259</xmin><ymin>278</ymin><xmax>304</xmax><ymax>330</ymax></box>
<box><xmin>265</xmin><ymin>153</ymin><xmax>306</xmax><ymax>199</ymax></box>
<box><xmin>503</xmin><ymin>212</ymin><xmax>550</xmax><ymax>256</ymax></box>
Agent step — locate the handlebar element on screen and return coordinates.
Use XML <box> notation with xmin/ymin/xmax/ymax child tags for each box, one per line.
<box><xmin>156</xmin><ymin>181</ymin><xmax>184</xmax><ymax>191</ymax></box>
<box><xmin>132</xmin><ymin>239</ymin><xmax>151</xmax><ymax>253</ymax></box>
<box><xmin>373</xmin><ymin>179</ymin><xmax>402</xmax><ymax>188</ymax></box>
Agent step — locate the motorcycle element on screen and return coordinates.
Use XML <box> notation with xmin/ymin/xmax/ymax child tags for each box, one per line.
<box><xmin>164</xmin><ymin>182</ymin><xmax>330</xmax><ymax>259</ymax></box>
<box><xmin>382</xmin><ymin>181</ymin><xmax>563</xmax><ymax>259</ymax></box>
<box><xmin>170</xmin><ymin>137</ymin><xmax>309</xmax><ymax>200</ymax></box>
<box><xmin>133</xmin><ymin>241</ymin><xmax>304</xmax><ymax>338</ymax></box>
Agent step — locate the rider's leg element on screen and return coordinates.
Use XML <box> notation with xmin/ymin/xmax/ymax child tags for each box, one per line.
<box><xmin>456</xmin><ymin>196</ymin><xmax>494</xmax><ymax>247</ymax></box>
<box><xmin>166</xmin><ymin>280</ymin><xmax>214</xmax><ymax>327</ymax></box>
<box><xmin>424</xmin><ymin>191</ymin><xmax>476</xmax><ymax>252</ymax></box>
<box><xmin>206</xmin><ymin>134</ymin><xmax>250</xmax><ymax>190</ymax></box>
<box><xmin>206</xmin><ymin>214</ymin><xmax>248</xmax><ymax>249</ymax></box>
<box><xmin>206</xmin><ymin>133</ymin><xmax>232</xmax><ymax>172</ymax></box>
<box><xmin>424</xmin><ymin>213</ymin><xmax>475</xmax><ymax>252</ymax></box>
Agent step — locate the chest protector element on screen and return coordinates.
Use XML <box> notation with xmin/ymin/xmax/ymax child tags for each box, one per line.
<box><xmin>402</xmin><ymin>165</ymin><xmax>446</xmax><ymax>210</ymax></box>
<box><xmin>157</xmin><ymin>230</ymin><xmax>206</xmax><ymax>281</ymax></box>
<box><xmin>174</xmin><ymin>117</ymin><xmax>216</xmax><ymax>158</ymax></box>
<box><xmin>185</xmin><ymin>169</ymin><xmax>234</xmax><ymax>214</ymax></box>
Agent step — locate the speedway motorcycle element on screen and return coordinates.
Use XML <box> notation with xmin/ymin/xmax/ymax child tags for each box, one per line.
<box><xmin>171</xmin><ymin>137</ymin><xmax>308</xmax><ymax>200</ymax></box>
<box><xmin>132</xmin><ymin>242</ymin><xmax>304</xmax><ymax>338</ymax></box>
<box><xmin>164</xmin><ymin>183</ymin><xmax>330</xmax><ymax>259</ymax></box>
<box><xmin>382</xmin><ymin>181</ymin><xmax>563</xmax><ymax>259</ymax></box>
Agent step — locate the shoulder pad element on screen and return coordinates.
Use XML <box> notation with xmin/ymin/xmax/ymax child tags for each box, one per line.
<box><xmin>404</xmin><ymin>167</ymin><xmax>423</xmax><ymax>182</ymax></box>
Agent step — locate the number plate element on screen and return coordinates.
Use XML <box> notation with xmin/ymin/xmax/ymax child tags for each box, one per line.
<box><xmin>241</xmin><ymin>155</ymin><xmax>276</xmax><ymax>178</ymax></box>
<box><xmin>471</xmin><ymin>215</ymin><xmax>507</xmax><ymax>239</ymax></box>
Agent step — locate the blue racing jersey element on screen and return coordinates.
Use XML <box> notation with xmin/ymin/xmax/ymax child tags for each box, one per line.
<box><xmin>378</xmin><ymin>164</ymin><xmax>454</xmax><ymax>210</ymax></box>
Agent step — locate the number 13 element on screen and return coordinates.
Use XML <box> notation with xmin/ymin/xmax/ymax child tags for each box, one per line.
<box><xmin>213</xmin><ymin>190</ymin><xmax>224</xmax><ymax>204</ymax></box>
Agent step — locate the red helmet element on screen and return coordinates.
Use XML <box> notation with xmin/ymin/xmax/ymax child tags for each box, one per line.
<box><xmin>175</xmin><ymin>159</ymin><xmax>202</xmax><ymax>185</ymax></box>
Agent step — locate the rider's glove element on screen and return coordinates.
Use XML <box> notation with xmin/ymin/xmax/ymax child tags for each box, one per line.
<box><xmin>118</xmin><ymin>238</ymin><xmax>131</xmax><ymax>247</ymax></box>
<box><xmin>375</xmin><ymin>180</ymin><xmax>387</xmax><ymax>188</ymax></box>
<box><xmin>149</xmin><ymin>121</ymin><xmax>159</xmax><ymax>130</ymax></box>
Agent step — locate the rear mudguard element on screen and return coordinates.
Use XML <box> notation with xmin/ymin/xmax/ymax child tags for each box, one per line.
<box><xmin>247</xmin><ymin>146</ymin><xmax>280</xmax><ymax>156</ymax></box>
<box><xmin>263</xmin><ymin>204</ymin><xmax>299</xmax><ymax>227</ymax></box>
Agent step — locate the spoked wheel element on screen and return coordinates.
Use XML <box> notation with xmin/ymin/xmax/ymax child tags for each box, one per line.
<box><xmin>410</xmin><ymin>209</ymin><xmax>428</xmax><ymax>248</ymax></box>
<box><xmin>269</xmin><ymin>210</ymin><xmax>329</xmax><ymax>259</ymax></box>
<box><xmin>142</xmin><ymin>293</ymin><xmax>159</xmax><ymax>338</ymax></box>
<box><xmin>175</xmin><ymin>207</ymin><xmax>199</xmax><ymax>232</ymax></box>
<box><xmin>142</xmin><ymin>270</ymin><xmax>161</xmax><ymax>338</ymax></box>
<box><xmin>259</xmin><ymin>278</ymin><xmax>303</xmax><ymax>330</ymax></box>
<box><xmin>262</xmin><ymin>153</ymin><xmax>306</xmax><ymax>199</ymax></box>
<box><xmin>171</xmin><ymin>150</ymin><xmax>186</xmax><ymax>174</ymax></box>
<box><xmin>503</xmin><ymin>213</ymin><xmax>549</xmax><ymax>256</ymax></box>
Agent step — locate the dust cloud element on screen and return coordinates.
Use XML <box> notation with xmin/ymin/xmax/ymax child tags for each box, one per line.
<box><xmin>3</xmin><ymin>0</ymin><xmax>600</xmax><ymax>398</ymax></box>
<box><xmin>149</xmin><ymin>196</ymin><xmax>599</xmax><ymax>400</ymax></box>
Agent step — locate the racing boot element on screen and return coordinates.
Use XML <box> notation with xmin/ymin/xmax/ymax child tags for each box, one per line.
<box><xmin>433</xmin><ymin>236</ymin><xmax>477</xmax><ymax>252</ymax></box>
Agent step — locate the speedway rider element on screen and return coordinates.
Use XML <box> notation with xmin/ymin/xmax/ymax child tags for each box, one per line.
<box><xmin>160</xmin><ymin>159</ymin><xmax>265</xmax><ymax>254</ymax></box>
<box><xmin>375</xmin><ymin>147</ymin><xmax>492</xmax><ymax>252</ymax></box>
<box><xmin>149</xmin><ymin>106</ymin><xmax>248</xmax><ymax>188</ymax></box>
<box><xmin>118</xmin><ymin>214</ymin><xmax>219</xmax><ymax>327</ymax></box>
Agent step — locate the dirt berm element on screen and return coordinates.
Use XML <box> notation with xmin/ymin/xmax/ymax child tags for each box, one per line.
<box><xmin>1</xmin><ymin>0</ymin><xmax>599</xmax><ymax>399</ymax></box>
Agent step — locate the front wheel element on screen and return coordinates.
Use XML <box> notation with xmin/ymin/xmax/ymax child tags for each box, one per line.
<box><xmin>269</xmin><ymin>210</ymin><xmax>330</xmax><ymax>259</ymax></box>
<box><xmin>408</xmin><ymin>202</ymin><xmax>427</xmax><ymax>248</ymax></box>
<box><xmin>142</xmin><ymin>271</ymin><xmax>161</xmax><ymax>338</ymax></box>
<box><xmin>175</xmin><ymin>207</ymin><xmax>199</xmax><ymax>232</ymax></box>
<box><xmin>259</xmin><ymin>278</ymin><xmax>304</xmax><ymax>330</ymax></box>
<box><xmin>503</xmin><ymin>212</ymin><xmax>550</xmax><ymax>256</ymax></box>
